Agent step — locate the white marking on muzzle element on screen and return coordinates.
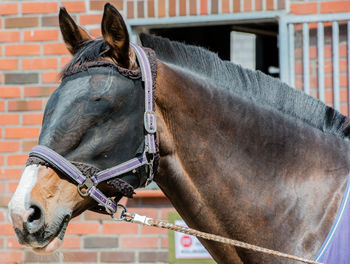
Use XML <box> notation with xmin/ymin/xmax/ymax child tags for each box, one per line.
<box><xmin>8</xmin><ymin>165</ymin><xmax>39</xmax><ymax>224</ymax></box>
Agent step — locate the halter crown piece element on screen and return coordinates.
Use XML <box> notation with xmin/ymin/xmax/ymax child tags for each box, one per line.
<box><xmin>27</xmin><ymin>44</ymin><xmax>157</xmax><ymax>214</ymax></box>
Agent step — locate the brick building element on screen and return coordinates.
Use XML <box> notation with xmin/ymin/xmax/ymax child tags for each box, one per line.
<box><xmin>0</xmin><ymin>0</ymin><xmax>350</xmax><ymax>263</ymax></box>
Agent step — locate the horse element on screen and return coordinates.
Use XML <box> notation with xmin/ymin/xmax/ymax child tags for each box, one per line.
<box><xmin>8</xmin><ymin>3</ymin><xmax>350</xmax><ymax>263</ymax></box>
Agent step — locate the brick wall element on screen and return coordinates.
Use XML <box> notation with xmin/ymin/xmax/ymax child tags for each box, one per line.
<box><xmin>0</xmin><ymin>1</ymin><xmax>178</xmax><ymax>263</ymax></box>
<box><xmin>1</xmin><ymin>0</ymin><xmax>349</xmax><ymax>263</ymax></box>
<box><xmin>290</xmin><ymin>1</ymin><xmax>350</xmax><ymax>115</ymax></box>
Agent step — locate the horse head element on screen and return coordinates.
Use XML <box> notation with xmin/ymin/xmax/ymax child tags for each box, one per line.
<box><xmin>8</xmin><ymin>4</ymin><xmax>149</xmax><ymax>254</ymax></box>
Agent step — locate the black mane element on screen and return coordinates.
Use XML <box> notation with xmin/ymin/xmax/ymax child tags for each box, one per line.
<box><xmin>140</xmin><ymin>33</ymin><xmax>350</xmax><ymax>141</ymax></box>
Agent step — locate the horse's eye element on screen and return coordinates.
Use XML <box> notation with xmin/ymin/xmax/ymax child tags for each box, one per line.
<box><xmin>94</xmin><ymin>98</ymin><xmax>102</xmax><ymax>102</ymax></box>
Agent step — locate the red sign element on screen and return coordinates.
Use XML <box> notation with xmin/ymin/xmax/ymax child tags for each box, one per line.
<box><xmin>180</xmin><ymin>235</ymin><xmax>193</xmax><ymax>248</ymax></box>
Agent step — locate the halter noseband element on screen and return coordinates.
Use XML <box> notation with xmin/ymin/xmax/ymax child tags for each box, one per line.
<box><xmin>27</xmin><ymin>44</ymin><xmax>157</xmax><ymax>215</ymax></box>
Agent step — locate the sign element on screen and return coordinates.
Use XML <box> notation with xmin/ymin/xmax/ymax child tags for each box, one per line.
<box><xmin>174</xmin><ymin>219</ymin><xmax>212</xmax><ymax>259</ymax></box>
<box><xmin>168</xmin><ymin>212</ymin><xmax>216</xmax><ymax>264</ymax></box>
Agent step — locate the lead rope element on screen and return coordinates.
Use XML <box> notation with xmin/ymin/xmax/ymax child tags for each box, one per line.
<box><xmin>112</xmin><ymin>205</ymin><xmax>321</xmax><ymax>264</ymax></box>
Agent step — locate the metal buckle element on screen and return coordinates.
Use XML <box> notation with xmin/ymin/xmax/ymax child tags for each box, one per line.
<box><xmin>144</xmin><ymin>110</ymin><xmax>157</xmax><ymax>134</ymax></box>
<box><xmin>145</xmin><ymin>163</ymin><xmax>154</xmax><ymax>187</ymax></box>
<box><xmin>77</xmin><ymin>177</ymin><xmax>95</xmax><ymax>197</ymax></box>
<box><xmin>104</xmin><ymin>198</ymin><xmax>115</xmax><ymax>215</ymax></box>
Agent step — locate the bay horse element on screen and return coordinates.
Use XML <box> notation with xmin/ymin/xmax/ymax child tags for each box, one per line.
<box><xmin>8</xmin><ymin>3</ymin><xmax>350</xmax><ymax>263</ymax></box>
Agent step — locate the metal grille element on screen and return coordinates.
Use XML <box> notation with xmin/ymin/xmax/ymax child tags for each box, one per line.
<box><xmin>280</xmin><ymin>14</ymin><xmax>350</xmax><ymax>116</ymax></box>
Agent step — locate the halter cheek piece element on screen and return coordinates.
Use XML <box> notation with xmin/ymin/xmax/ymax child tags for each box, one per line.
<box><xmin>27</xmin><ymin>44</ymin><xmax>157</xmax><ymax>215</ymax></box>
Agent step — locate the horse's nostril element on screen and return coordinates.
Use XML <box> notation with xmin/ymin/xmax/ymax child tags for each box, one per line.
<box><xmin>24</xmin><ymin>203</ymin><xmax>45</xmax><ymax>234</ymax></box>
<box><xmin>27</xmin><ymin>205</ymin><xmax>42</xmax><ymax>223</ymax></box>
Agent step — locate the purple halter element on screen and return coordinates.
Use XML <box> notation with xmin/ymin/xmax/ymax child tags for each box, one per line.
<box><xmin>28</xmin><ymin>44</ymin><xmax>157</xmax><ymax>214</ymax></box>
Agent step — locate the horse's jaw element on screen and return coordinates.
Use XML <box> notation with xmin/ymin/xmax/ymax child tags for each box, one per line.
<box><xmin>32</xmin><ymin>219</ymin><xmax>68</xmax><ymax>254</ymax></box>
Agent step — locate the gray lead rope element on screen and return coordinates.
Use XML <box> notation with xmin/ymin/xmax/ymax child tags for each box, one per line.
<box><xmin>113</xmin><ymin>206</ymin><xmax>321</xmax><ymax>264</ymax></box>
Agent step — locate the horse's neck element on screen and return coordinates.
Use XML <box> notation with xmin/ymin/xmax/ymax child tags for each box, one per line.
<box><xmin>155</xmin><ymin>61</ymin><xmax>350</xmax><ymax>262</ymax></box>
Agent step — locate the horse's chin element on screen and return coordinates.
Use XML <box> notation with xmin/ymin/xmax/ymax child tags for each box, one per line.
<box><xmin>31</xmin><ymin>215</ymin><xmax>69</xmax><ymax>255</ymax></box>
<box><xmin>33</xmin><ymin>237</ymin><xmax>63</xmax><ymax>254</ymax></box>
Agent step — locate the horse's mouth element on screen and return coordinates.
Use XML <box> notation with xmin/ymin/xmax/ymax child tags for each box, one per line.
<box><xmin>32</xmin><ymin>215</ymin><xmax>69</xmax><ymax>254</ymax></box>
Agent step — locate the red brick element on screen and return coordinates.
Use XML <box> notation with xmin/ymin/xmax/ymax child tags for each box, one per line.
<box><xmin>23</xmin><ymin>113</ymin><xmax>43</xmax><ymax>125</ymax></box>
<box><xmin>102</xmin><ymin>222</ymin><xmax>138</xmax><ymax>234</ymax></box>
<box><xmin>0</xmin><ymin>141</ymin><xmax>20</xmax><ymax>153</ymax></box>
<box><xmin>0</xmin><ymin>113</ymin><xmax>19</xmax><ymax>126</ymax></box>
<box><xmin>127</xmin><ymin>1</ymin><xmax>134</xmax><ymax>18</ymax></box>
<box><xmin>5</xmin><ymin>17</ymin><xmax>38</xmax><ymax>28</ymax></box>
<box><xmin>141</xmin><ymin>225</ymin><xmax>168</xmax><ymax>234</ymax></box>
<box><xmin>180</xmin><ymin>0</ymin><xmax>186</xmax><ymax>15</ymax></box>
<box><xmin>0</xmin><ymin>252</ymin><xmax>23</xmax><ymax>263</ymax></box>
<box><xmin>340</xmin><ymin>59</ymin><xmax>347</xmax><ymax>73</ymax></box>
<box><xmin>255</xmin><ymin>0</ymin><xmax>262</xmax><ymax>11</ymax></box>
<box><xmin>325</xmin><ymin>89</ymin><xmax>333</xmax><ymax>103</ymax></box>
<box><xmin>5</xmin><ymin>44</ymin><xmax>40</xmax><ymax>56</ymax></box>
<box><xmin>290</xmin><ymin>2</ymin><xmax>317</xmax><ymax>15</ymax></box>
<box><xmin>101</xmin><ymin>251</ymin><xmax>135</xmax><ymax>263</ymax></box>
<box><xmin>266</xmin><ymin>0</ymin><xmax>274</xmax><ymax>10</ymax></box>
<box><xmin>341</xmin><ymin>104</ymin><xmax>348</xmax><ymax>116</ymax></box>
<box><xmin>244</xmin><ymin>0</ymin><xmax>251</xmax><ymax>11</ymax></box>
<box><xmin>90</xmin><ymin>0</ymin><xmax>123</xmax><ymax>10</ymax></box>
<box><xmin>148</xmin><ymin>0</ymin><xmax>155</xmax><ymax>17</ymax></box>
<box><xmin>61</xmin><ymin>56</ymin><xmax>72</xmax><ymax>67</ymax></box>
<box><xmin>121</xmin><ymin>236</ymin><xmax>158</xmax><ymax>249</ymax></box>
<box><xmin>324</xmin><ymin>45</ymin><xmax>332</xmax><ymax>58</ymax></box>
<box><xmin>62</xmin><ymin>1</ymin><xmax>86</xmax><ymax>12</ymax></box>
<box><xmin>127</xmin><ymin>208</ymin><xmax>158</xmax><ymax>219</ymax></box>
<box><xmin>8</xmin><ymin>154</ymin><xmax>28</xmax><ymax>166</ymax></box>
<box><xmin>44</xmin><ymin>43</ymin><xmax>70</xmax><ymax>55</ymax></box>
<box><xmin>158</xmin><ymin>0</ymin><xmax>165</xmax><ymax>17</ymax></box>
<box><xmin>0</xmin><ymin>32</ymin><xmax>20</xmax><ymax>42</ymax></box>
<box><xmin>309</xmin><ymin>46</ymin><xmax>317</xmax><ymax>59</ymax></box>
<box><xmin>0</xmin><ymin>86</ymin><xmax>20</xmax><ymax>98</ymax></box>
<box><xmin>0</xmin><ymin>182</ymin><xmax>5</xmax><ymax>193</ymax></box>
<box><xmin>80</xmin><ymin>14</ymin><xmax>102</xmax><ymax>25</ymax></box>
<box><xmin>0</xmin><ymin>223</ymin><xmax>15</xmax><ymax>235</ymax></box>
<box><xmin>8</xmin><ymin>100</ymin><xmax>42</xmax><ymax>111</ymax></box>
<box><xmin>22</xmin><ymin>2</ymin><xmax>57</xmax><ymax>14</ymax></box>
<box><xmin>0</xmin><ymin>196</ymin><xmax>11</xmax><ymax>207</ymax></box>
<box><xmin>0</xmin><ymin>59</ymin><xmax>18</xmax><ymax>70</ymax></box>
<box><xmin>0</xmin><ymin>210</ymin><xmax>4</xmax><ymax>221</ymax></box>
<box><xmin>42</xmin><ymin>72</ymin><xmax>60</xmax><ymax>83</ymax></box>
<box><xmin>340</xmin><ymin>88</ymin><xmax>348</xmax><ymax>102</ymax></box>
<box><xmin>161</xmin><ymin>237</ymin><xmax>168</xmax><ymax>248</ymax></box>
<box><xmin>22</xmin><ymin>58</ymin><xmax>58</xmax><ymax>70</ymax></box>
<box><xmin>24</xmin><ymin>29</ymin><xmax>58</xmax><ymax>41</ymax></box>
<box><xmin>63</xmin><ymin>252</ymin><xmax>97</xmax><ymax>262</ymax></box>
<box><xmin>8</xmin><ymin>181</ymin><xmax>19</xmax><ymax>193</ymax></box>
<box><xmin>6</xmin><ymin>237</ymin><xmax>24</xmax><ymax>249</ymax></box>
<box><xmin>0</xmin><ymin>3</ymin><xmax>18</xmax><ymax>15</ymax></box>
<box><xmin>24</xmin><ymin>86</ymin><xmax>54</xmax><ymax>97</ymax></box>
<box><xmin>66</xmin><ymin>222</ymin><xmax>99</xmax><ymax>235</ymax></box>
<box><xmin>61</xmin><ymin>236</ymin><xmax>81</xmax><ymax>249</ymax></box>
<box><xmin>222</xmin><ymin>0</ymin><xmax>229</xmax><ymax>13</ymax></box>
<box><xmin>0</xmin><ymin>168</ymin><xmax>22</xmax><ymax>179</ymax></box>
<box><xmin>84</xmin><ymin>210</ymin><xmax>112</xmax><ymax>221</ymax></box>
<box><xmin>321</xmin><ymin>1</ymin><xmax>350</xmax><ymax>13</ymax></box>
<box><xmin>89</xmin><ymin>28</ymin><xmax>101</xmax><ymax>37</ymax></box>
<box><xmin>5</xmin><ymin>127</ymin><xmax>40</xmax><ymax>139</ymax></box>
<box><xmin>22</xmin><ymin>140</ymin><xmax>38</xmax><ymax>152</ymax></box>
<box><xmin>200</xmin><ymin>0</ymin><xmax>208</xmax><ymax>14</ymax></box>
<box><xmin>233</xmin><ymin>0</ymin><xmax>240</xmax><ymax>12</ymax></box>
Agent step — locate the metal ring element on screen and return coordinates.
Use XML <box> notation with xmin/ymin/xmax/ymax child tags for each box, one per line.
<box><xmin>77</xmin><ymin>183</ymin><xmax>90</xmax><ymax>197</ymax></box>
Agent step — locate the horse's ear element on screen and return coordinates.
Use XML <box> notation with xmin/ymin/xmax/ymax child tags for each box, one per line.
<box><xmin>59</xmin><ymin>7</ymin><xmax>91</xmax><ymax>55</ymax></box>
<box><xmin>101</xmin><ymin>3</ymin><xmax>130</xmax><ymax>68</ymax></box>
